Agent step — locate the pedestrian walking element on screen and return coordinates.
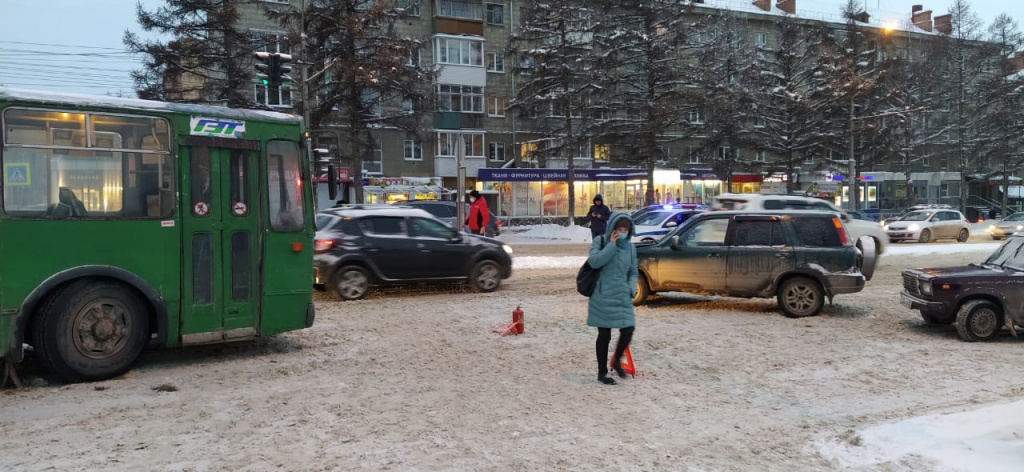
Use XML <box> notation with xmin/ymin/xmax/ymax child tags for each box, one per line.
<box><xmin>585</xmin><ymin>212</ymin><xmax>637</xmax><ymax>385</ymax></box>
<box><xmin>465</xmin><ymin>190</ymin><xmax>490</xmax><ymax>235</ymax></box>
<box><xmin>586</xmin><ymin>194</ymin><xmax>611</xmax><ymax>240</ymax></box>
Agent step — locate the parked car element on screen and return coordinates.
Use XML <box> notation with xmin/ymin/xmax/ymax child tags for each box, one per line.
<box><xmin>631</xmin><ymin>203</ymin><xmax>709</xmax><ymax>222</ymax></box>
<box><xmin>631</xmin><ymin>209</ymin><xmax>704</xmax><ymax>243</ymax></box>
<box><xmin>709</xmin><ymin>193</ymin><xmax>888</xmax><ymax>254</ymax></box>
<box><xmin>884</xmin><ymin>209</ymin><xmax>970</xmax><ymax>243</ymax></box>
<box><xmin>985</xmin><ymin>212</ymin><xmax>1024</xmax><ymax>240</ymax></box>
<box><xmin>632</xmin><ymin>211</ymin><xmax>876</xmax><ymax>318</ymax></box>
<box><xmin>899</xmin><ymin>233</ymin><xmax>1024</xmax><ymax>341</ymax></box>
<box><xmin>313</xmin><ymin>206</ymin><xmax>513</xmax><ymax>300</ymax></box>
<box><xmin>394</xmin><ymin>200</ymin><xmax>501</xmax><ymax>236</ymax></box>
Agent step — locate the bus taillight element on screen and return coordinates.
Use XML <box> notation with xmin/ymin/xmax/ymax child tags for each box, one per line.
<box><xmin>314</xmin><ymin>239</ymin><xmax>334</xmax><ymax>253</ymax></box>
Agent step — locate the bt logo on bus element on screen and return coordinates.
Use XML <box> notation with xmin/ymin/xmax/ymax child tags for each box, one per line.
<box><xmin>190</xmin><ymin>117</ymin><xmax>246</xmax><ymax>138</ymax></box>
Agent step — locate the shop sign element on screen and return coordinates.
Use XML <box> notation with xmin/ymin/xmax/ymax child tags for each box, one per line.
<box><xmin>478</xmin><ymin>168</ymin><xmax>647</xmax><ymax>182</ymax></box>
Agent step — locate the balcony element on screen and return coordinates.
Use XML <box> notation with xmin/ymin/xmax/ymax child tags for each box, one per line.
<box><xmin>545</xmin><ymin>157</ymin><xmax>595</xmax><ymax>169</ymax></box>
<box><xmin>435</xmin><ymin>156</ymin><xmax>487</xmax><ymax>178</ymax></box>
<box><xmin>434</xmin><ymin>111</ymin><xmax>485</xmax><ymax>130</ymax></box>
<box><xmin>436</xmin><ymin>0</ymin><xmax>482</xmax><ymax>21</ymax></box>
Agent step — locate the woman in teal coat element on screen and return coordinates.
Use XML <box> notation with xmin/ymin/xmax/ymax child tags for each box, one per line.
<box><xmin>586</xmin><ymin>212</ymin><xmax>637</xmax><ymax>385</ymax></box>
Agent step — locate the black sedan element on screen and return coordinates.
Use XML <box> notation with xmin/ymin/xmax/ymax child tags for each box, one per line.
<box><xmin>314</xmin><ymin>205</ymin><xmax>513</xmax><ymax>300</ymax></box>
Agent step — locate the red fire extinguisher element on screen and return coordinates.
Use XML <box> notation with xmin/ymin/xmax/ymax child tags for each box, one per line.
<box><xmin>512</xmin><ymin>305</ymin><xmax>524</xmax><ymax>334</ymax></box>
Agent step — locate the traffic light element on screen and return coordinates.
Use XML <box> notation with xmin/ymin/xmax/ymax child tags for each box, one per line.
<box><xmin>276</xmin><ymin>53</ymin><xmax>293</xmax><ymax>86</ymax></box>
<box><xmin>253</xmin><ymin>51</ymin><xmax>273</xmax><ymax>85</ymax></box>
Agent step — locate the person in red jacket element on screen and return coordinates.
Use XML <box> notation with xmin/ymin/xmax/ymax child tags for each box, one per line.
<box><xmin>465</xmin><ymin>190</ymin><xmax>490</xmax><ymax>235</ymax></box>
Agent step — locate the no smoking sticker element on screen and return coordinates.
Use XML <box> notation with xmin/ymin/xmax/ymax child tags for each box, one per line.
<box><xmin>193</xmin><ymin>201</ymin><xmax>210</xmax><ymax>217</ymax></box>
<box><xmin>232</xmin><ymin>201</ymin><xmax>248</xmax><ymax>216</ymax></box>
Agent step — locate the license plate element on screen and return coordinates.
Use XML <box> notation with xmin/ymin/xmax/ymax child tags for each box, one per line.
<box><xmin>900</xmin><ymin>293</ymin><xmax>914</xmax><ymax>309</ymax></box>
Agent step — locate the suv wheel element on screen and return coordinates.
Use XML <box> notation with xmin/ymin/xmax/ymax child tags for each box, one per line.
<box><xmin>777</xmin><ymin>277</ymin><xmax>824</xmax><ymax>318</ymax></box>
<box><xmin>955</xmin><ymin>300</ymin><xmax>1003</xmax><ymax>342</ymax></box>
<box><xmin>335</xmin><ymin>267</ymin><xmax>371</xmax><ymax>301</ymax></box>
<box><xmin>918</xmin><ymin>229</ymin><xmax>931</xmax><ymax>243</ymax></box>
<box><xmin>957</xmin><ymin>229</ymin><xmax>969</xmax><ymax>242</ymax></box>
<box><xmin>470</xmin><ymin>260</ymin><xmax>502</xmax><ymax>292</ymax></box>
<box><xmin>632</xmin><ymin>273</ymin><xmax>650</xmax><ymax>306</ymax></box>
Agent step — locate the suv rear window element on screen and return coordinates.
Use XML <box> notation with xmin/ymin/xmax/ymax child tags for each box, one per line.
<box><xmin>734</xmin><ymin>220</ymin><xmax>786</xmax><ymax>246</ymax></box>
<box><xmin>791</xmin><ymin>217</ymin><xmax>842</xmax><ymax>247</ymax></box>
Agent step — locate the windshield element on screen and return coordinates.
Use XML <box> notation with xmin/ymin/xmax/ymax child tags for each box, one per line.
<box><xmin>634</xmin><ymin>211</ymin><xmax>672</xmax><ymax>226</ymax></box>
<box><xmin>901</xmin><ymin>211</ymin><xmax>933</xmax><ymax>221</ymax></box>
<box><xmin>985</xmin><ymin>237</ymin><xmax>1024</xmax><ymax>270</ymax></box>
<box><xmin>1004</xmin><ymin>213</ymin><xmax>1024</xmax><ymax>222</ymax></box>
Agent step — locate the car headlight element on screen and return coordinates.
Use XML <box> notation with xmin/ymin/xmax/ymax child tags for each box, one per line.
<box><xmin>1017</xmin><ymin>225</ymin><xmax>1023</xmax><ymax>231</ymax></box>
<box><xmin>920</xmin><ymin>280</ymin><xmax>932</xmax><ymax>295</ymax></box>
<box><xmin>882</xmin><ymin>224</ymin><xmax>889</xmax><ymax>231</ymax></box>
<box><xmin>502</xmin><ymin>244</ymin><xmax>513</xmax><ymax>255</ymax></box>
<box><xmin>907</xmin><ymin>223</ymin><xmax>920</xmax><ymax>231</ymax></box>
<box><xmin>986</xmin><ymin>225</ymin><xmax>996</xmax><ymax>232</ymax></box>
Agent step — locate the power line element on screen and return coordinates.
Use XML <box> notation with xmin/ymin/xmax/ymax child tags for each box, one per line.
<box><xmin>0</xmin><ymin>40</ymin><xmax>128</xmax><ymax>51</ymax></box>
<box><xmin>0</xmin><ymin>81</ymin><xmax>137</xmax><ymax>90</ymax></box>
<box><xmin>0</xmin><ymin>60</ymin><xmax>137</xmax><ymax>73</ymax></box>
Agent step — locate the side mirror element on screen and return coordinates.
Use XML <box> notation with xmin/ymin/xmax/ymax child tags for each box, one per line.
<box><xmin>840</xmin><ymin>212</ymin><xmax>850</xmax><ymax>221</ymax></box>
<box><xmin>930</xmin><ymin>217</ymin><xmax>939</xmax><ymax>222</ymax></box>
<box><xmin>450</xmin><ymin>231</ymin><xmax>463</xmax><ymax>242</ymax></box>
<box><xmin>664</xmin><ymin>221</ymin><xmax>678</xmax><ymax>228</ymax></box>
<box><xmin>669</xmin><ymin>236</ymin><xmax>681</xmax><ymax>250</ymax></box>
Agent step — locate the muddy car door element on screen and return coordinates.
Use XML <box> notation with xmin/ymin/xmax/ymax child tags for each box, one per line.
<box><xmin>658</xmin><ymin>217</ymin><xmax>730</xmax><ymax>292</ymax></box>
<box><xmin>726</xmin><ymin>216</ymin><xmax>794</xmax><ymax>297</ymax></box>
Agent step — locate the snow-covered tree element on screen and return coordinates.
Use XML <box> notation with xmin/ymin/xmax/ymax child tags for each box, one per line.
<box><xmin>265</xmin><ymin>0</ymin><xmax>437</xmax><ymax>202</ymax></box>
<box><xmin>977</xmin><ymin>14</ymin><xmax>1024</xmax><ymax>215</ymax></box>
<box><xmin>124</xmin><ymin>0</ymin><xmax>255</xmax><ymax>107</ymax></box>
<box><xmin>816</xmin><ymin>0</ymin><xmax>899</xmax><ymax>210</ymax></box>
<box><xmin>595</xmin><ymin>0</ymin><xmax>697</xmax><ymax>206</ymax></box>
<box><xmin>508</xmin><ymin>0</ymin><xmax>604</xmax><ymax>222</ymax></box>
<box><xmin>750</xmin><ymin>18</ymin><xmax>835</xmax><ymax>191</ymax></box>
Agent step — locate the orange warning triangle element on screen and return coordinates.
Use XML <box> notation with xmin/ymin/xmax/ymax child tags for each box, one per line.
<box><xmin>610</xmin><ymin>347</ymin><xmax>636</xmax><ymax>377</ymax></box>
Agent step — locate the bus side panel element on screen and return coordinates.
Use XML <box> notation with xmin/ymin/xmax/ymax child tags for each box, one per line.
<box><xmin>0</xmin><ymin>219</ymin><xmax>181</xmax><ymax>347</ymax></box>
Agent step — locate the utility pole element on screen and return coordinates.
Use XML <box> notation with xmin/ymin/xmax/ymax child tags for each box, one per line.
<box><xmin>456</xmin><ymin>133</ymin><xmax>466</xmax><ymax>232</ymax></box>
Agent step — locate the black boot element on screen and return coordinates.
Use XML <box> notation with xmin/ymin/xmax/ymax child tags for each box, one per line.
<box><xmin>596</xmin><ymin>328</ymin><xmax>615</xmax><ymax>385</ymax></box>
<box><xmin>611</xmin><ymin>327</ymin><xmax>635</xmax><ymax>378</ymax></box>
<box><xmin>598</xmin><ymin>373</ymin><xmax>617</xmax><ymax>385</ymax></box>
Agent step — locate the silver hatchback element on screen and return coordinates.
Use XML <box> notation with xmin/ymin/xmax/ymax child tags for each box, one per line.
<box><xmin>885</xmin><ymin>209</ymin><xmax>970</xmax><ymax>243</ymax></box>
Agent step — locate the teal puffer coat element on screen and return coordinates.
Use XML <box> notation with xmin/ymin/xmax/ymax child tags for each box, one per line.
<box><xmin>586</xmin><ymin>212</ymin><xmax>637</xmax><ymax>328</ymax></box>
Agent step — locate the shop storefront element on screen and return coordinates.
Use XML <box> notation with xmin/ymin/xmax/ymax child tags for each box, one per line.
<box><xmin>361</xmin><ymin>176</ymin><xmax>450</xmax><ymax>204</ymax></box>
<box><xmin>679</xmin><ymin>169</ymin><xmax>726</xmax><ymax>203</ymax></box>
<box><xmin>477</xmin><ymin>168</ymin><xmax>648</xmax><ymax>219</ymax></box>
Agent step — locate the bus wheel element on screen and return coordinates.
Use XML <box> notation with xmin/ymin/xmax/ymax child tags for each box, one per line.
<box><xmin>33</xmin><ymin>280</ymin><xmax>150</xmax><ymax>383</ymax></box>
<box><xmin>335</xmin><ymin>267</ymin><xmax>370</xmax><ymax>301</ymax></box>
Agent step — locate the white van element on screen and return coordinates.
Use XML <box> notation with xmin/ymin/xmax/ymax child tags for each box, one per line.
<box><xmin>711</xmin><ymin>194</ymin><xmax>888</xmax><ymax>254</ymax></box>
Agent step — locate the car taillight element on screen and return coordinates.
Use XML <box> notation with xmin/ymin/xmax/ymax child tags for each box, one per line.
<box><xmin>832</xmin><ymin>217</ymin><xmax>850</xmax><ymax>245</ymax></box>
<box><xmin>314</xmin><ymin>239</ymin><xmax>334</xmax><ymax>253</ymax></box>
<box><xmin>496</xmin><ymin>220</ymin><xmax>502</xmax><ymax>227</ymax></box>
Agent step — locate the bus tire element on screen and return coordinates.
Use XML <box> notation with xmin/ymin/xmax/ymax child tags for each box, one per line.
<box><xmin>33</xmin><ymin>280</ymin><xmax>150</xmax><ymax>383</ymax></box>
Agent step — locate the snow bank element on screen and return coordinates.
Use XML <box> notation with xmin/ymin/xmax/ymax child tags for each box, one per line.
<box><xmin>884</xmin><ymin>242</ymin><xmax>1001</xmax><ymax>257</ymax></box>
<box><xmin>502</xmin><ymin>224</ymin><xmax>593</xmax><ymax>244</ymax></box>
<box><xmin>513</xmin><ymin>256</ymin><xmax>585</xmax><ymax>270</ymax></box>
<box><xmin>818</xmin><ymin>400</ymin><xmax>1024</xmax><ymax>471</ymax></box>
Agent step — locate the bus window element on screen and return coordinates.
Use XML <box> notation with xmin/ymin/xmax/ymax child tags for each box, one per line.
<box><xmin>266</xmin><ymin>140</ymin><xmax>304</xmax><ymax>232</ymax></box>
<box><xmin>2</xmin><ymin>108</ymin><xmax>173</xmax><ymax>218</ymax></box>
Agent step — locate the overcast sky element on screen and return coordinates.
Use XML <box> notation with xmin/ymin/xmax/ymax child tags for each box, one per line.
<box><xmin>1</xmin><ymin>0</ymin><xmax>1021</xmax><ymax>97</ymax></box>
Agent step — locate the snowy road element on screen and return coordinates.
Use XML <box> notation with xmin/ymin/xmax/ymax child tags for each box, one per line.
<box><xmin>2</xmin><ymin>240</ymin><xmax>1022</xmax><ymax>471</ymax></box>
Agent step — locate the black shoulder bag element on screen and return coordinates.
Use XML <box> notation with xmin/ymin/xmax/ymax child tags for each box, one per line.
<box><xmin>576</xmin><ymin>236</ymin><xmax>605</xmax><ymax>297</ymax></box>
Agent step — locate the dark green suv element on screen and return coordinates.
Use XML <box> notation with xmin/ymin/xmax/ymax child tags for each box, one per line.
<box><xmin>633</xmin><ymin>212</ymin><xmax>876</xmax><ymax>317</ymax></box>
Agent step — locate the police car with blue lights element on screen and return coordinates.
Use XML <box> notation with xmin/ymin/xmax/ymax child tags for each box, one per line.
<box><xmin>631</xmin><ymin>207</ymin><xmax>706</xmax><ymax>243</ymax></box>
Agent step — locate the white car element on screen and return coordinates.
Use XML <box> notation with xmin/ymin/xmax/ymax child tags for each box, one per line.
<box><xmin>710</xmin><ymin>193</ymin><xmax>888</xmax><ymax>254</ymax></box>
<box><xmin>630</xmin><ymin>209</ymin><xmax>704</xmax><ymax>243</ymax></box>
<box><xmin>885</xmin><ymin>209</ymin><xmax>971</xmax><ymax>243</ymax></box>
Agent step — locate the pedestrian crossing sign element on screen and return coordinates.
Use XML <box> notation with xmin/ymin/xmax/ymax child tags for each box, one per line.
<box><xmin>4</xmin><ymin>163</ymin><xmax>31</xmax><ymax>186</ymax></box>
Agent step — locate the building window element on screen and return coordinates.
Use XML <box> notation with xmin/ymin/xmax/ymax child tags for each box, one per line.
<box><xmin>753</xmin><ymin>150</ymin><xmax>768</xmax><ymax>162</ymax></box>
<box><xmin>362</xmin><ymin>90</ymin><xmax>381</xmax><ymax>116</ymax></box>
<box><xmin>518</xmin><ymin>56</ymin><xmax>534</xmax><ymax>75</ymax></box>
<box><xmin>401</xmin><ymin>98</ymin><xmax>414</xmax><ymax>114</ymax></box>
<box><xmin>438</xmin><ymin>0</ymin><xmax>482</xmax><ymax>20</ymax></box>
<box><xmin>755</xmin><ymin>32</ymin><xmax>767</xmax><ymax>47</ymax></box>
<box><xmin>487</xmin><ymin>52</ymin><xmax>505</xmax><ymax>73</ymax></box>
<box><xmin>520</xmin><ymin>142</ymin><xmax>538</xmax><ymax>163</ymax></box>
<box><xmin>686</xmin><ymin>147</ymin><xmax>701</xmax><ymax>164</ymax></box>
<box><xmin>488</xmin><ymin>142</ymin><xmax>505</xmax><ymax>161</ymax></box>
<box><xmin>438</xmin><ymin>84</ymin><xmax>483</xmax><ymax>113</ymax></box>
<box><xmin>940</xmin><ymin>182</ymin><xmax>959</xmax><ymax>198</ymax></box>
<box><xmin>435</xmin><ymin>37</ymin><xmax>484</xmax><ymax>66</ymax></box>
<box><xmin>688</xmin><ymin>110</ymin><xmax>705</xmax><ymax>125</ymax></box>
<box><xmin>719</xmin><ymin>147</ymin><xmax>732</xmax><ymax>160</ymax></box>
<box><xmin>487</xmin><ymin>96</ymin><xmax>506</xmax><ymax>117</ymax></box>
<box><xmin>406</xmin><ymin>47</ymin><xmax>421</xmax><ymax>66</ymax></box>
<box><xmin>753</xmin><ymin>116</ymin><xmax>766</xmax><ymax>128</ymax></box>
<box><xmin>404</xmin><ymin>140</ymin><xmax>423</xmax><ymax>160</ymax></box>
<box><xmin>437</xmin><ymin>132</ymin><xmax>484</xmax><ymax>158</ymax></box>
<box><xmin>485</xmin><ymin>4</ymin><xmax>504</xmax><ymax>25</ymax></box>
<box><xmin>364</xmin><ymin>138</ymin><xmax>383</xmax><ymax>175</ymax></box>
<box><xmin>399</xmin><ymin>0</ymin><xmax>420</xmax><ymax>16</ymax></box>
<box><xmin>594</xmin><ymin>144</ymin><xmax>609</xmax><ymax>161</ymax></box>
<box><xmin>255</xmin><ymin>84</ymin><xmax>293</xmax><ymax>108</ymax></box>
<box><xmin>252</xmin><ymin>30</ymin><xmax>290</xmax><ymax>54</ymax></box>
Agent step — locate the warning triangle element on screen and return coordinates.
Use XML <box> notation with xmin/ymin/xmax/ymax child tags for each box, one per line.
<box><xmin>610</xmin><ymin>347</ymin><xmax>636</xmax><ymax>378</ymax></box>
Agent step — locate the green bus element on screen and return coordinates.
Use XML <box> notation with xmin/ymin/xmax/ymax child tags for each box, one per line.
<box><xmin>0</xmin><ymin>88</ymin><xmax>315</xmax><ymax>384</ymax></box>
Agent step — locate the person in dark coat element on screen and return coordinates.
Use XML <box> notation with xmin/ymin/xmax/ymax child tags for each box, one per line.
<box><xmin>586</xmin><ymin>212</ymin><xmax>637</xmax><ymax>385</ymax></box>
<box><xmin>586</xmin><ymin>194</ymin><xmax>611</xmax><ymax>240</ymax></box>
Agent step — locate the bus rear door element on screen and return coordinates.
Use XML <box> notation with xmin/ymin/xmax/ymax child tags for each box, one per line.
<box><xmin>181</xmin><ymin>140</ymin><xmax>261</xmax><ymax>344</ymax></box>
